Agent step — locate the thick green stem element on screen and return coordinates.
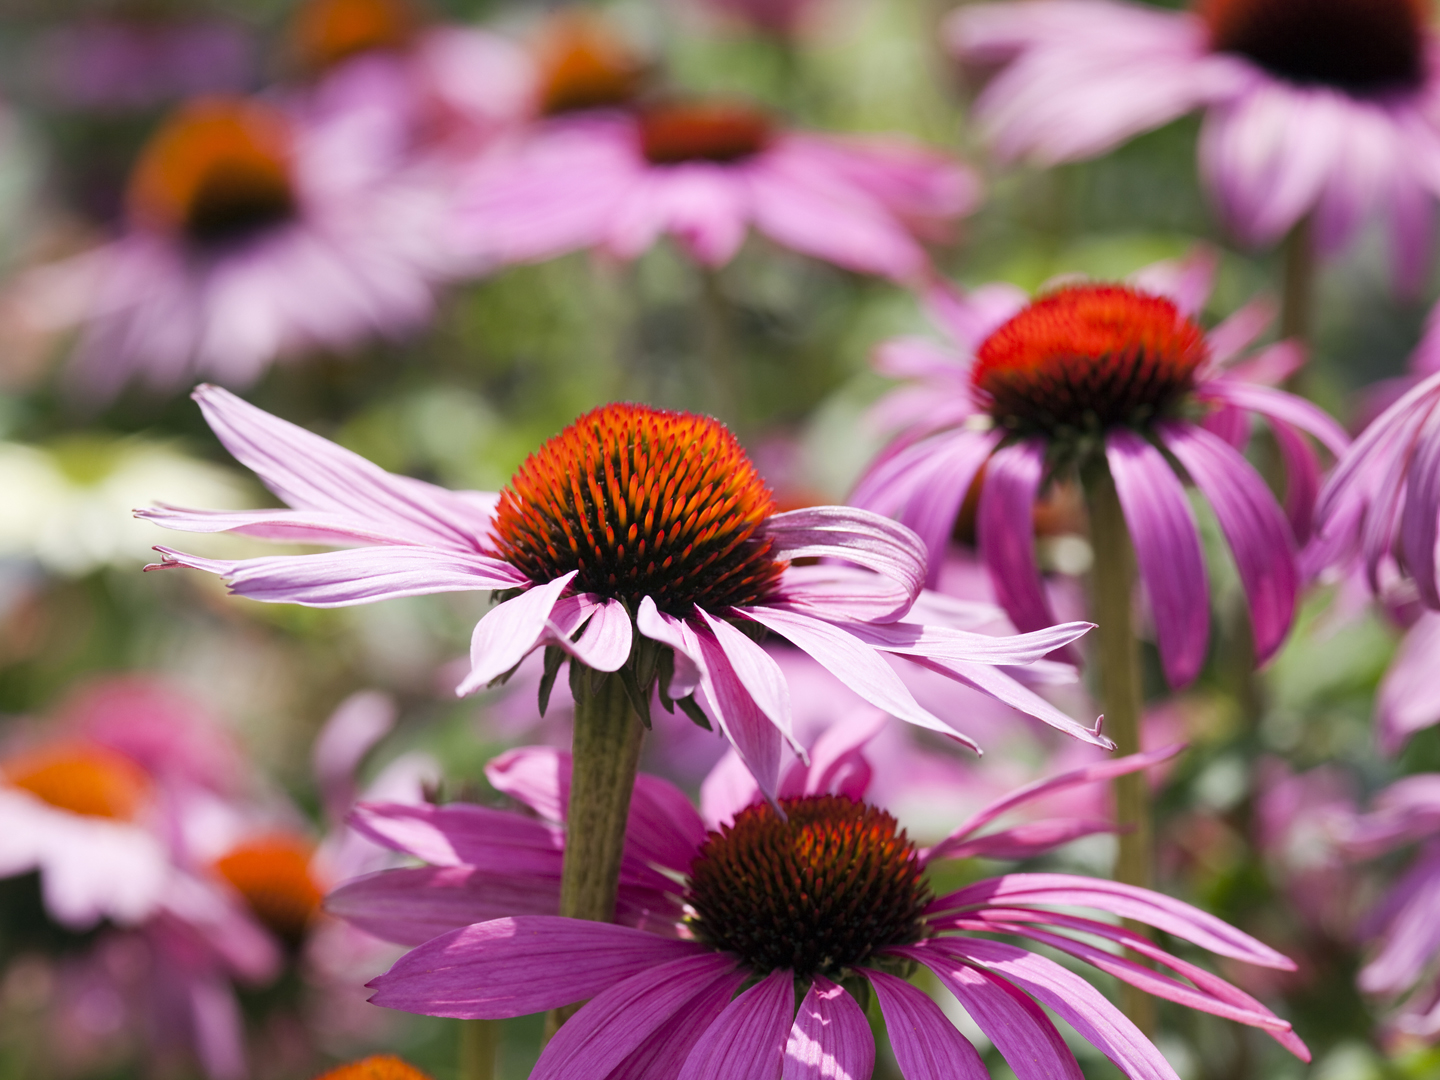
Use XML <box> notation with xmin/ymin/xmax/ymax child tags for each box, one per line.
<box><xmin>545</xmin><ymin>670</ymin><xmax>645</xmax><ymax>1035</ymax></box>
<box><xmin>1279</xmin><ymin>216</ymin><xmax>1313</xmax><ymax>348</ymax></box>
<box><xmin>458</xmin><ymin>1019</ymin><xmax>498</xmax><ymax>1080</ymax></box>
<box><xmin>1083</xmin><ymin>460</ymin><xmax>1156</xmax><ymax>1037</ymax></box>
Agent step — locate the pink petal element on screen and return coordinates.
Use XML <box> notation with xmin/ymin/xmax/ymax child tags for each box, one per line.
<box><xmin>1160</xmin><ymin>422</ymin><xmax>1297</xmax><ymax>664</ymax></box>
<box><xmin>865</xmin><ymin>968</ymin><xmax>988</xmax><ymax>1080</ymax></box>
<box><xmin>367</xmin><ymin>916</ymin><xmax>706</xmax><ymax>1018</ymax></box>
<box><xmin>1201</xmin><ymin>379</ymin><xmax>1350</xmax><ymax>457</ymax></box>
<box><xmin>783</xmin><ymin>977</ymin><xmax>875</xmax><ymax>1080</ymax></box>
<box><xmin>786</xmin><ymin>711</ymin><xmax>887</xmax><ymax>800</ymax></box>
<box><xmin>458</xmin><ymin>573</ymin><xmax>578</xmax><ymax>695</ymax></box>
<box><xmin>636</xmin><ymin>597</ymin><xmax>704</xmax><ymax>699</ymax></box>
<box><xmin>678</xmin><ymin>967</ymin><xmax>793</xmax><ymax>1080</ymax></box>
<box><xmin>764</xmin><ymin>506</ymin><xmax>928</xmax><ymax>620</ymax></box>
<box><xmin>1105</xmin><ymin>429</ymin><xmax>1210</xmax><ymax>688</ymax></box>
<box><xmin>696</xmin><ymin>608</ymin><xmax>794</xmax><ymax>749</ymax></box>
<box><xmin>347</xmin><ymin>800</ymin><xmax>562</xmax><ymax>869</ymax></box>
<box><xmin>312</xmin><ymin>690</ymin><xmax>396</xmax><ymax>824</ymax></box>
<box><xmin>1400</xmin><ymin>410</ymin><xmax>1440</xmax><ymax>608</ymax></box>
<box><xmin>550</xmin><ymin>596</ymin><xmax>633</xmax><ymax>673</ymax></box>
<box><xmin>979</xmin><ymin>438</ymin><xmax>1059</xmax><ymax>636</ymax></box>
<box><xmin>1129</xmin><ymin>246</ymin><xmax>1217</xmax><ymax>317</ymax></box>
<box><xmin>1377</xmin><ymin>613</ymin><xmax>1440</xmax><ymax>754</ymax></box>
<box><xmin>933</xmin><ymin>819</ymin><xmax>1118</xmax><ymax>861</ymax></box>
<box><xmin>692</xmin><ymin>621</ymin><xmax>787</xmax><ymax>799</ymax></box>
<box><xmin>325</xmin><ymin>865</ymin><xmax>560</xmax><ymax>944</ymax></box>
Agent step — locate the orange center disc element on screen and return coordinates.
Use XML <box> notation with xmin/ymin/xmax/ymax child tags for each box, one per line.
<box><xmin>5</xmin><ymin>743</ymin><xmax>152</xmax><ymax>820</ymax></box>
<box><xmin>213</xmin><ymin>834</ymin><xmax>323</xmax><ymax>943</ymax></box>
<box><xmin>639</xmin><ymin>102</ymin><xmax>772</xmax><ymax>165</ymax></box>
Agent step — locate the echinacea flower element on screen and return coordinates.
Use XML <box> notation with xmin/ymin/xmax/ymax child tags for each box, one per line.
<box><xmin>1343</xmin><ymin>774</ymin><xmax>1440</xmax><ymax>1042</ymax></box>
<box><xmin>852</xmin><ymin>253</ymin><xmax>1348</xmax><ymax>687</ymax></box>
<box><xmin>25</xmin><ymin>93</ymin><xmax>450</xmax><ymax>400</ymax></box>
<box><xmin>139</xmin><ymin>387</ymin><xmax>1107</xmax><ymax>796</ymax></box>
<box><xmin>948</xmin><ymin>0</ymin><xmax>1440</xmax><ymax>290</ymax></box>
<box><xmin>456</xmin><ymin>97</ymin><xmax>979</xmax><ymax>280</ymax></box>
<box><xmin>316</xmin><ymin>1055</ymin><xmax>433</xmax><ymax>1080</ymax></box>
<box><xmin>341</xmin><ymin>737</ymin><xmax>1309</xmax><ymax>1078</ymax></box>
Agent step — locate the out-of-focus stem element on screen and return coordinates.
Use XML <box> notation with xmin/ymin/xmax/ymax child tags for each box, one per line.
<box><xmin>1083</xmin><ymin>458</ymin><xmax>1156</xmax><ymax>1037</ymax></box>
<box><xmin>544</xmin><ymin>670</ymin><xmax>644</xmax><ymax>1037</ymax></box>
<box><xmin>698</xmin><ymin>266</ymin><xmax>742</xmax><ymax>426</ymax></box>
<box><xmin>458</xmin><ymin>1018</ymin><xmax>498</xmax><ymax>1080</ymax></box>
<box><xmin>1280</xmin><ymin>216</ymin><xmax>1313</xmax><ymax>348</ymax></box>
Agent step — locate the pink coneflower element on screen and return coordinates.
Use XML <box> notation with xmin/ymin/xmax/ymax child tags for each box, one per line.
<box><xmin>342</xmin><ymin>740</ymin><xmax>1309</xmax><ymax>1076</ymax></box>
<box><xmin>853</xmin><ymin>254</ymin><xmax>1348</xmax><ymax>688</ymax></box>
<box><xmin>948</xmin><ymin>0</ymin><xmax>1440</xmax><ymax>290</ymax></box>
<box><xmin>456</xmin><ymin>99</ymin><xmax>979</xmax><ymax>280</ymax></box>
<box><xmin>26</xmin><ymin>93</ymin><xmax>449</xmax><ymax>401</ymax></box>
<box><xmin>139</xmin><ymin>387</ymin><xmax>1107</xmax><ymax>797</ymax></box>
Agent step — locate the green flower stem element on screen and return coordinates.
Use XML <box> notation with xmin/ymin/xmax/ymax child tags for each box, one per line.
<box><xmin>458</xmin><ymin>1018</ymin><xmax>498</xmax><ymax>1080</ymax></box>
<box><xmin>698</xmin><ymin>267</ymin><xmax>743</xmax><ymax>427</ymax></box>
<box><xmin>1083</xmin><ymin>458</ymin><xmax>1156</xmax><ymax>1037</ymax></box>
<box><xmin>1280</xmin><ymin>215</ymin><xmax>1314</xmax><ymax>349</ymax></box>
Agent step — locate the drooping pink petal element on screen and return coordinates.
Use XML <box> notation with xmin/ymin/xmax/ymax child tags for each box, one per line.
<box><xmin>347</xmin><ymin>801</ymin><xmax>561</xmax><ymax>870</ymax></box>
<box><xmin>696</xmin><ymin>608</ymin><xmax>794</xmax><ymax>748</ymax></box>
<box><xmin>147</xmin><ymin>546</ymin><xmax>528</xmax><ymax>606</ymax></box>
<box><xmin>1400</xmin><ymin>408</ymin><xmax>1440</xmax><ymax>608</ymax></box>
<box><xmin>367</xmin><ymin>916</ymin><xmax>705</xmax><ymax>1018</ymax></box>
<box><xmin>978</xmin><ymin>438</ymin><xmax>1057</xmax><ymax>636</ymax></box>
<box><xmin>532</xmin><ymin>953</ymin><xmax>744</xmax><ymax>1080</ymax></box>
<box><xmin>789</xmin><ymin>711</ymin><xmax>887</xmax><ymax>800</ymax></box>
<box><xmin>865</xmin><ymin>968</ymin><xmax>988</xmax><ymax>1080</ymax></box>
<box><xmin>312</xmin><ymin>690</ymin><xmax>396</xmax><ymax>825</ymax></box>
<box><xmin>595</xmin><ymin>959</ymin><xmax>752</xmax><ymax>1080</ymax></box>
<box><xmin>913</xmin><ymin>651</ymin><xmax>1112</xmax><ymax>747</ymax></box>
<box><xmin>138</xmin><ymin>504</ymin><xmax>469</xmax><ymax>549</ymax></box>
<box><xmin>636</xmin><ymin>597</ymin><xmax>704</xmax><ymax>699</ymax></box>
<box><xmin>1200</xmin><ymin>378</ymin><xmax>1350</xmax><ymax>457</ymax></box>
<box><xmin>932</xmin><ymin>819</ymin><xmax>1118</xmax><ymax>862</ymax></box>
<box><xmin>1377</xmin><ymin>613</ymin><xmax>1440</xmax><ymax>754</ymax></box>
<box><xmin>1203</xmin><ymin>298</ymin><xmax>1279</xmax><ymax>370</ymax></box>
<box><xmin>898</xmin><ymin>942</ymin><xmax>1084</xmax><ymax>1080</ymax></box>
<box><xmin>692</xmin><ymin>621</ymin><xmax>788</xmax><ymax>799</ymax></box>
<box><xmin>678</xmin><ymin>967</ymin><xmax>793</xmax><ymax>1080</ymax></box>
<box><xmin>933</xmin><ymin>937</ymin><xmax>1180</xmax><ymax>1080</ymax></box>
<box><xmin>457</xmin><ymin>573</ymin><xmax>578</xmax><ymax>695</ymax></box>
<box><xmin>1129</xmin><ymin>246</ymin><xmax>1217</xmax><ymax>317</ymax></box>
<box><xmin>325</xmin><ymin>865</ymin><xmax>561</xmax><ymax>945</ymax></box>
<box><xmin>1358</xmin><ymin>847</ymin><xmax>1440</xmax><ymax>995</ymax></box>
<box><xmin>764</xmin><ymin>506</ymin><xmax>928</xmax><ymax>620</ymax></box>
<box><xmin>1269</xmin><ymin>419</ymin><xmax>1322</xmax><ymax>544</ymax></box>
<box><xmin>783</xmin><ymin>976</ymin><xmax>875</xmax><ymax>1080</ymax></box>
<box><xmin>1105</xmin><ymin>429</ymin><xmax>1210</xmax><ymax>688</ymax></box>
<box><xmin>549</xmin><ymin>596</ymin><xmax>633</xmax><ymax>673</ymax></box>
<box><xmin>1160</xmin><ymin>422</ymin><xmax>1297</xmax><ymax>664</ymax></box>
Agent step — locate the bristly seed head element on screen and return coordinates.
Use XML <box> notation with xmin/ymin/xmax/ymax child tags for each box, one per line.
<box><xmin>1201</xmin><ymin>0</ymin><xmax>1427</xmax><ymax>94</ymax></box>
<box><xmin>972</xmin><ymin>283</ymin><xmax>1208</xmax><ymax>436</ymax></box>
<box><xmin>686</xmin><ymin>794</ymin><xmax>930</xmax><ymax>978</ymax></box>
<box><xmin>492</xmin><ymin>404</ymin><xmax>785</xmax><ymax>616</ymax></box>
<box><xmin>213</xmin><ymin>834</ymin><xmax>323</xmax><ymax>945</ymax></box>
<box><xmin>640</xmin><ymin>102</ymin><xmax>773</xmax><ymax>165</ymax></box>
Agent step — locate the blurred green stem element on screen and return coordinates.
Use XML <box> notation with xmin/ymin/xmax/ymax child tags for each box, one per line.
<box><xmin>544</xmin><ymin>670</ymin><xmax>645</xmax><ymax>1037</ymax></box>
<box><xmin>1083</xmin><ymin>458</ymin><xmax>1156</xmax><ymax>1037</ymax></box>
<box><xmin>1280</xmin><ymin>216</ymin><xmax>1313</xmax><ymax>348</ymax></box>
<box><xmin>458</xmin><ymin>1018</ymin><xmax>498</xmax><ymax>1080</ymax></box>
<box><xmin>698</xmin><ymin>266</ymin><xmax>742</xmax><ymax>426</ymax></box>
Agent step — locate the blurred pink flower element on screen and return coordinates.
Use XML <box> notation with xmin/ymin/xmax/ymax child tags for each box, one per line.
<box><xmin>25</xmin><ymin>93</ymin><xmax>452</xmax><ymax>401</ymax></box>
<box><xmin>1253</xmin><ymin>757</ymin><xmax>1359</xmax><ymax>937</ymax></box>
<box><xmin>852</xmin><ymin>252</ymin><xmax>1348</xmax><ymax>688</ymax></box>
<box><xmin>454</xmin><ymin>103</ymin><xmax>979</xmax><ymax>280</ymax></box>
<box><xmin>949</xmin><ymin>0</ymin><xmax>1440</xmax><ymax>291</ymax></box>
<box><xmin>340</xmin><ymin>738</ymin><xmax>1307</xmax><ymax>1076</ymax></box>
<box><xmin>139</xmin><ymin>390</ymin><xmax>1107</xmax><ymax>800</ymax></box>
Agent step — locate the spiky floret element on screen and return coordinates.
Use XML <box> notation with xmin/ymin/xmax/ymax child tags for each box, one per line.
<box><xmin>315</xmin><ymin>1055</ymin><xmax>433</xmax><ymax>1080</ymax></box>
<box><xmin>686</xmin><ymin>795</ymin><xmax>930</xmax><ymax>978</ymax></box>
<box><xmin>1201</xmin><ymin>0</ymin><xmax>1426</xmax><ymax>94</ymax></box>
<box><xmin>213</xmin><ymin>834</ymin><xmax>322</xmax><ymax>944</ymax></box>
<box><xmin>640</xmin><ymin>102</ymin><xmax>773</xmax><ymax>165</ymax></box>
<box><xmin>127</xmin><ymin>98</ymin><xmax>296</xmax><ymax>246</ymax></box>
<box><xmin>972</xmin><ymin>284</ymin><xmax>1208</xmax><ymax>436</ymax></box>
<box><xmin>491</xmin><ymin>404</ymin><xmax>785</xmax><ymax>616</ymax></box>
<box><xmin>4</xmin><ymin>744</ymin><xmax>151</xmax><ymax>820</ymax></box>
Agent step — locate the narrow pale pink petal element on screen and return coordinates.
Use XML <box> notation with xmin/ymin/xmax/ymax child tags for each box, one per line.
<box><xmin>1358</xmin><ymin>848</ymin><xmax>1440</xmax><ymax>995</ymax></box>
<box><xmin>792</xmin><ymin>712</ymin><xmax>887</xmax><ymax>800</ymax></box>
<box><xmin>783</xmin><ymin>977</ymin><xmax>875</xmax><ymax>1080</ymax></box>
<box><xmin>764</xmin><ymin>506</ymin><xmax>928</xmax><ymax>619</ymax></box>
<box><xmin>312</xmin><ymin>690</ymin><xmax>396</xmax><ymax>824</ymax></box>
<box><xmin>1377</xmin><ymin>613</ymin><xmax>1440</xmax><ymax>754</ymax></box>
<box><xmin>1201</xmin><ymin>379</ymin><xmax>1350</xmax><ymax>457</ymax></box>
<box><xmin>933</xmin><ymin>819</ymin><xmax>1118</xmax><ymax>861</ymax></box>
<box><xmin>367</xmin><ymin>916</ymin><xmax>705</xmax><ymax>1018</ymax></box>
<box><xmin>1160</xmin><ymin>422</ymin><xmax>1297</xmax><ymax>664</ymax></box>
<box><xmin>678</xmin><ymin>967</ymin><xmax>794</xmax><ymax>1080</ymax></box>
<box><xmin>458</xmin><ymin>573</ymin><xmax>578</xmax><ymax>695</ymax></box>
<box><xmin>550</xmin><ymin>596</ymin><xmax>633</xmax><ymax>672</ymax></box>
<box><xmin>636</xmin><ymin>597</ymin><xmax>704</xmax><ymax>699</ymax></box>
<box><xmin>325</xmin><ymin>865</ymin><xmax>560</xmax><ymax>944</ymax></box>
<box><xmin>138</xmin><ymin>505</ymin><xmax>456</xmax><ymax>549</ymax></box>
<box><xmin>865</xmin><ymin>968</ymin><xmax>988</xmax><ymax>1080</ymax></box>
<box><xmin>693</xmin><ymin>621</ymin><xmax>786</xmax><ymax>798</ymax></box>
<box><xmin>697</xmin><ymin>608</ymin><xmax>794</xmax><ymax>748</ymax></box>
<box><xmin>1400</xmin><ymin>408</ymin><xmax>1440</xmax><ymax>608</ymax></box>
<box><xmin>1204</xmin><ymin>298</ymin><xmax>1278</xmax><ymax>369</ymax></box>
<box><xmin>347</xmin><ymin>800</ymin><xmax>561</xmax><ymax>869</ymax></box>
<box><xmin>1105</xmin><ymin>429</ymin><xmax>1210</xmax><ymax>688</ymax></box>
<box><xmin>979</xmin><ymin>438</ymin><xmax>1058</xmax><ymax>635</ymax></box>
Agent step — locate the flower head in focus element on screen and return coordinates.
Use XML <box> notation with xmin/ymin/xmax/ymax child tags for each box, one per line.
<box><xmin>948</xmin><ymin>0</ymin><xmax>1440</xmax><ymax>291</ymax></box>
<box><xmin>853</xmin><ymin>252</ymin><xmax>1348</xmax><ymax>688</ymax></box>
<box><xmin>337</xmin><ymin>737</ymin><xmax>1308</xmax><ymax>1077</ymax></box>
<box><xmin>139</xmin><ymin>387</ymin><xmax>1107</xmax><ymax>799</ymax></box>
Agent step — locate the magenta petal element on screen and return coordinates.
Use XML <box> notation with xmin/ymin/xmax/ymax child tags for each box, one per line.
<box><xmin>347</xmin><ymin>800</ymin><xmax>561</xmax><ymax>868</ymax></box>
<box><xmin>934</xmin><ymin>819</ymin><xmax>1118</xmax><ymax>861</ymax></box>
<box><xmin>764</xmin><ymin>506</ymin><xmax>928</xmax><ymax>620</ymax></box>
<box><xmin>325</xmin><ymin>866</ymin><xmax>559</xmax><ymax>945</ymax></box>
<box><xmin>865</xmin><ymin>968</ymin><xmax>987</xmax><ymax>1080</ymax></box>
<box><xmin>551</xmin><ymin>596</ymin><xmax>633</xmax><ymax>673</ymax></box>
<box><xmin>458</xmin><ymin>573</ymin><xmax>578</xmax><ymax>695</ymax></box>
<box><xmin>692</xmin><ymin>621</ymin><xmax>786</xmax><ymax>798</ymax></box>
<box><xmin>532</xmin><ymin>952</ymin><xmax>744</xmax><ymax>1080</ymax></box>
<box><xmin>1400</xmin><ymin>409</ymin><xmax>1440</xmax><ymax>609</ymax></box>
<box><xmin>1105</xmin><ymin>429</ymin><xmax>1210</xmax><ymax>688</ymax></box>
<box><xmin>1202</xmin><ymin>379</ymin><xmax>1350</xmax><ymax>458</ymax></box>
<box><xmin>1160</xmin><ymin>422</ymin><xmax>1298</xmax><ymax>664</ymax></box>
<box><xmin>898</xmin><ymin>943</ymin><xmax>1083</xmax><ymax>1080</ymax></box>
<box><xmin>679</xmin><ymin>967</ymin><xmax>793</xmax><ymax>1080</ymax></box>
<box><xmin>1270</xmin><ymin>419</ymin><xmax>1321</xmax><ymax>545</ymax></box>
<box><xmin>783</xmin><ymin>977</ymin><xmax>874</xmax><ymax>1080</ymax></box>
<box><xmin>934</xmin><ymin>937</ymin><xmax>1179</xmax><ymax>1080</ymax></box>
<box><xmin>367</xmin><ymin>916</ymin><xmax>705</xmax><ymax>1018</ymax></box>
<box><xmin>696</xmin><ymin>608</ymin><xmax>794</xmax><ymax>747</ymax></box>
<box><xmin>978</xmin><ymin>438</ymin><xmax>1058</xmax><ymax>636</ymax></box>
<box><xmin>636</xmin><ymin>597</ymin><xmax>704</xmax><ymax>698</ymax></box>
<box><xmin>1377</xmin><ymin>613</ymin><xmax>1440</xmax><ymax>754</ymax></box>
<box><xmin>791</xmin><ymin>712</ymin><xmax>887</xmax><ymax>800</ymax></box>
<box><xmin>312</xmin><ymin>690</ymin><xmax>396</xmax><ymax>824</ymax></box>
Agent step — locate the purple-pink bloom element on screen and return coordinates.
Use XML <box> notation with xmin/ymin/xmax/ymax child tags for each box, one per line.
<box><xmin>454</xmin><ymin>103</ymin><xmax>979</xmax><ymax>280</ymax></box>
<box><xmin>139</xmin><ymin>389</ymin><xmax>1109</xmax><ymax>798</ymax></box>
<box><xmin>948</xmin><ymin>0</ymin><xmax>1440</xmax><ymax>291</ymax></box>
<box><xmin>852</xmin><ymin>252</ymin><xmax>1347</xmax><ymax>688</ymax></box>
<box><xmin>338</xmin><ymin>737</ymin><xmax>1308</xmax><ymax>1077</ymax></box>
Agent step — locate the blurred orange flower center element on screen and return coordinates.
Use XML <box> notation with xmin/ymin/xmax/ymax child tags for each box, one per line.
<box><xmin>5</xmin><ymin>744</ymin><xmax>152</xmax><ymax>820</ymax></box>
<box><xmin>491</xmin><ymin>403</ymin><xmax>785</xmax><ymax>615</ymax></box>
<box><xmin>972</xmin><ymin>284</ymin><xmax>1208</xmax><ymax>434</ymax></box>
<box><xmin>289</xmin><ymin>0</ymin><xmax>420</xmax><ymax>74</ymax></box>
<box><xmin>213</xmin><ymin>834</ymin><xmax>323</xmax><ymax>942</ymax></box>
<box><xmin>639</xmin><ymin>102</ymin><xmax>772</xmax><ymax>165</ymax></box>
<box><xmin>315</xmin><ymin>1054</ymin><xmax>434</xmax><ymax>1080</ymax></box>
<box><xmin>1200</xmin><ymin>0</ymin><xmax>1427</xmax><ymax>93</ymax></box>
<box><xmin>535</xmin><ymin>14</ymin><xmax>643</xmax><ymax>115</ymax></box>
<box><xmin>128</xmin><ymin>98</ymin><xmax>297</xmax><ymax>246</ymax></box>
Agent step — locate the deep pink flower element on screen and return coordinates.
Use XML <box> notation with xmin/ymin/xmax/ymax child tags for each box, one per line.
<box><xmin>139</xmin><ymin>388</ymin><xmax>1107</xmax><ymax>797</ymax></box>
<box><xmin>25</xmin><ymin>93</ymin><xmax>452</xmax><ymax>400</ymax></box>
<box><xmin>948</xmin><ymin>0</ymin><xmax>1440</xmax><ymax>290</ymax></box>
<box><xmin>454</xmin><ymin>103</ymin><xmax>979</xmax><ymax>280</ymax></box>
<box><xmin>852</xmin><ymin>252</ymin><xmax>1348</xmax><ymax>688</ymax></box>
<box><xmin>338</xmin><ymin>737</ymin><xmax>1308</xmax><ymax>1077</ymax></box>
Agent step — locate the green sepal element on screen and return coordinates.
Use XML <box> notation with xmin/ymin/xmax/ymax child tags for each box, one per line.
<box><xmin>656</xmin><ymin>649</ymin><xmax>677</xmax><ymax>714</ymax></box>
<box><xmin>620</xmin><ymin>665</ymin><xmax>654</xmax><ymax>729</ymax></box>
<box><xmin>678</xmin><ymin>694</ymin><xmax>711</xmax><ymax>731</ymax></box>
<box><xmin>537</xmin><ymin>645</ymin><xmax>566</xmax><ymax>716</ymax></box>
